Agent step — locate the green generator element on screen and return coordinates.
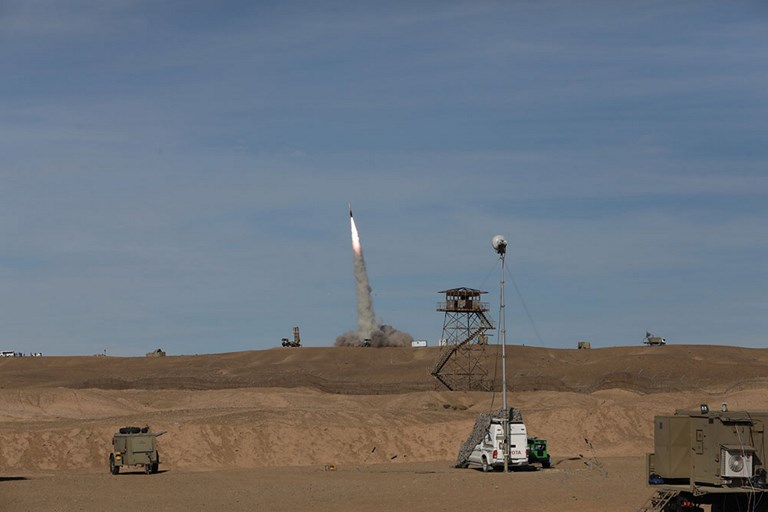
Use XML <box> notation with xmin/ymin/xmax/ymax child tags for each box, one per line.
<box><xmin>527</xmin><ymin>437</ymin><xmax>551</xmax><ymax>468</ymax></box>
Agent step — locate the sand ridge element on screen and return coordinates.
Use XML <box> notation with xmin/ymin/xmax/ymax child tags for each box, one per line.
<box><xmin>3</xmin><ymin>344</ymin><xmax>767</xmax><ymax>394</ymax></box>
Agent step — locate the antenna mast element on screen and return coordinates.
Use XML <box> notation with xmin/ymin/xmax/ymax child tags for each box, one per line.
<box><xmin>492</xmin><ymin>235</ymin><xmax>509</xmax><ymax>472</ymax></box>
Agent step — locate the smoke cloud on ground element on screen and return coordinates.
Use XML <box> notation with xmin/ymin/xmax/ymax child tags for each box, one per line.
<box><xmin>335</xmin><ymin>324</ymin><xmax>413</xmax><ymax>348</ymax></box>
<box><xmin>335</xmin><ymin>210</ymin><xmax>413</xmax><ymax>348</ymax></box>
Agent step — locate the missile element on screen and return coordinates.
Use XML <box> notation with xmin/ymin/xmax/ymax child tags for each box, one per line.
<box><xmin>349</xmin><ymin>203</ymin><xmax>353</xmax><ymax>218</ymax></box>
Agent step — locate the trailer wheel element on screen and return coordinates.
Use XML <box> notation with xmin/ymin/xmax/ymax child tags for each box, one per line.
<box><xmin>109</xmin><ymin>454</ymin><xmax>119</xmax><ymax>475</ymax></box>
<box><xmin>152</xmin><ymin>453</ymin><xmax>159</xmax><ymax>474</ymax></box>
<box><xmin>542</xmin><ymin>456</ymin><xmax>551</xmax><ymax>469</ymax></box>
<box><xmin>145</xmin><ymin>464</ymin><xmax>152</xmax><ymax>475</ymax></box>
<box><xmin>482</xmin><ymin>456</ymin><xmax>491</xmax><ymax>472</ymax></box>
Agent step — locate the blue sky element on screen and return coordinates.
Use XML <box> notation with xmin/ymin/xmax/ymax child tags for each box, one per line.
<box><xmin>1</xmin><ymin>1</ymin><xmax>766</xmax><ymax>355</ymax></box>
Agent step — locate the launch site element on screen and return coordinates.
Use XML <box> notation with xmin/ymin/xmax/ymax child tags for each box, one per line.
<box><xmin>5</xmin><ymin>345</ymin><xmax>768</xmax><ymax>511</ymax></box>
<box><xmin>2</xmin><ymin>1</ymin><xmax>766</xmax><ymax>511</ymax></box>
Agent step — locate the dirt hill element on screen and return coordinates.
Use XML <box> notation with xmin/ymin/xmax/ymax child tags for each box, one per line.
<box><xmin>2</xmin><ymin>344</ymin><xmax>767</xmax><ymax>394</ymax></box>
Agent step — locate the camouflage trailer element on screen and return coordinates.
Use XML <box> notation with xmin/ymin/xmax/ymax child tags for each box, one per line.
<box><xmin>109</xmin><ymin>426</ymin><xmax>165</xmax><ymax>475</ymax></box>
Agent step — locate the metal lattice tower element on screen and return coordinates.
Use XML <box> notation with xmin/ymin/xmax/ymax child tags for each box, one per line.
<box><xmin>431</xmin><ymin>287</ymin><xmax>495</xmax><ymax>391</ymax></box>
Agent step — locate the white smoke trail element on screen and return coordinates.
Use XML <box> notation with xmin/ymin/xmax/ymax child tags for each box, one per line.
<box><xmin>350</xmin><ymin>215</ymin><xmax>377</xmax><ymax>339</ymax></box>
<box><xmin>336</xmin><ymin>208</ymin><xmax>413</xmax><ymax>348</ymax></box>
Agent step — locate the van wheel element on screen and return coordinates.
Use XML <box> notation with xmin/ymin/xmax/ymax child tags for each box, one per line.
<box><xmin>482</xmin><ymin>456</ymin><xmax>491</xmax><ymax>472</ymax></box>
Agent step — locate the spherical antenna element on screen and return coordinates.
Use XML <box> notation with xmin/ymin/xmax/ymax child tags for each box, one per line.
<box><xmin>492</xmin><ymin>235</ymin><xmax>507</xmax><ymax>255</ymax></box>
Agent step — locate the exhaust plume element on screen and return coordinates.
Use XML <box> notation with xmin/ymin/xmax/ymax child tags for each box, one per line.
<box><xmin>336</xmin><ymin>207</ymin><xmax>413</xmax><ymax>348</ymax></box>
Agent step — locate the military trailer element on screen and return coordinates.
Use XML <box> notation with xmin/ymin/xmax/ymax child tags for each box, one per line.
<box><xmin>645</xmin><ymin>406</ymin><xmax>768</xmax><ymax>511</ymax></box>
<box><xmin>109</xmin><ymin>426</ymin><xmax>164</xmax><ymax>475</ymax></box>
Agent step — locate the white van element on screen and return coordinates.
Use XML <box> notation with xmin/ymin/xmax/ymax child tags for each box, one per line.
<box><xmin>467</xmin><ymin>416</ymin><xmax>529</xmax><ymax>471</ymax></box>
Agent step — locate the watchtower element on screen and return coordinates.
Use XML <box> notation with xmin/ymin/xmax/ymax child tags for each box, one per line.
<box><xmin>431</xmin><ymin>287</ymin><xmax>495</xmax><ymax>391</ymax></box>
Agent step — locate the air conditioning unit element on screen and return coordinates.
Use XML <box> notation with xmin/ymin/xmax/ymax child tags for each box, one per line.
<box><xmin>721</xmin><ymin>446</ymin><xmax>754</xmax><ymax>478</ymax></box>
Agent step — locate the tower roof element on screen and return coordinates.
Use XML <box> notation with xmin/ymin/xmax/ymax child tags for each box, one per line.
<box><xmin>438</xmin><ymin>287</ymin><xmax>487</xmax><ymax>296</ymax></box>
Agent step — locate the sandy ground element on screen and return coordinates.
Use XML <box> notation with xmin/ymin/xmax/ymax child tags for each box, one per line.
<box><xmin>2</xmin><ymin>345</ymin><xmax>768</xmax><ymax>511</ymax></box>
<box><xmin>2</xmin><ymin>458</ymin><xmax>646</xmax><ymax>512</ymax></box>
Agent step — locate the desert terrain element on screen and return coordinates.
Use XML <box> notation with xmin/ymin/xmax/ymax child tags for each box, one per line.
<box><xmin>2</xmin><ymin>344</ymin><xmax>768</xmax><ymax>511</ymax></box>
